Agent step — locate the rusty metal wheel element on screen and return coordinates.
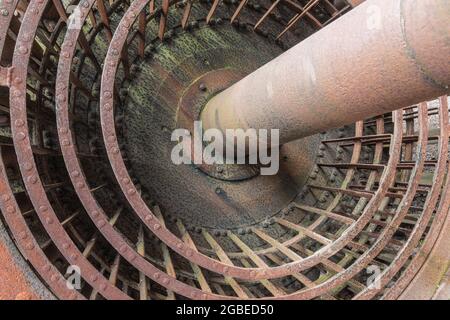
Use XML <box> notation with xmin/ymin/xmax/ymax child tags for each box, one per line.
<box><xmin>0</xmin><ymin>0</ymin><xmax>449</xmax><ymax>300</ymax></box>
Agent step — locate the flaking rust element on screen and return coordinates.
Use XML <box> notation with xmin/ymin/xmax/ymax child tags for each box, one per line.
<box><xmin>0</xmin><ymin>234</ymin><xmax>36</xmax><ymax>300</ymax></box>
<box><xmin>0</xmin><ymin>0</ymin><xmax>448</xmax><ymax>300</ymax></box>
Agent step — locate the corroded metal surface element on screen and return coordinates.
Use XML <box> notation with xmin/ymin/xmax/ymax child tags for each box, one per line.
<box><xmin>0</xmin><ymin>230</ymin><xmax>37</xmax><ymax>300</ymax></box>
<box><xmin>201</xmin><ymin>0</ymin><xmax>450</xmax><ymax>146</ymax></box>
<box><xmin>0</xmin><ymin>0</ymin><xmax>448</xmax><ymax>300</ymax></box>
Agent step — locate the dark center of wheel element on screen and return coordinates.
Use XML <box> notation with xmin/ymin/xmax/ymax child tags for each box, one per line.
<box><xmin>122</xmin><ymin>23</ymin><xmax>320</xmax><ymax>230</ymax></box>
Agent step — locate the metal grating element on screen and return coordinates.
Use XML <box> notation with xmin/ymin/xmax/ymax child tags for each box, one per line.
<box><xmin>0</xmin><ymin>0</ymin><xmax>449</xmax><ymax>300</ymax></box>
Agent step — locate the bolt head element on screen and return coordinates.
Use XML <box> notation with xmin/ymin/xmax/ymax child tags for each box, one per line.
<box><xmin>199</xmin><ymin>83</ymin><xmax>207</xmax><ymax>92</ymax></box>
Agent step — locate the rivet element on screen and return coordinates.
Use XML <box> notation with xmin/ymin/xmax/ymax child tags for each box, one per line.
<box><xmin>127</xmin><ymin>188</ymin><xmax>135</xmax><ymax>195</ymax></box>
<box><xmin>111</xmin><ymin>147</ymin><xmax>119</xmax><ymax>154</ymax></box>
<box><xmin>122</xmin><ymin>178</ymin><xmax>130</xmax><ymax>184</ymax></box>
<box><xmin>97</xmin><ymin>219</ymin><xmax>106</xmax><ymax>228</ymax></box>
<box><xmin>18</xmin><ymin>46</ymin><xmax>28</xmax><ymax>54</ymax></box>
<box><xmin>103</xmin><ymin>91</ymin><xmax>112</xmax><ymax>99</ymax></box>
<box><xmin>62</xmin><ymin>243</ymin><xmax>70</xmax><ymax>249</ymax></box>
<box><xmin>45</xmin><ymin>217</ymin><xmax>53</xmax><ymax>224</ymax></box>
<box><xmin>15</xmin><ymin>119</ymin><xmax>24</xmax><ymax>127</ymax></box>
<box><xmin>19</xmin><ymin>231</ymin><xmax>27</xmax><ymax>239</ymax></box>
<box><xmin>61</xmin><ymin>139</ymin><xmax>70</xmax><ymax>146</ymax></box>
<box><xmin>39</xmin><ymin>205</ymin><xmax>48</xmax><ymax>212</ymax></box>
<box><xmin>144</xmin><ymin>215</ymin><xmax>152</xmax><ymax>222</ymax></box>
<box><xmin>154</xmin><ymin>223</ymin><xmax>161</xmax><ymax>230</ymax></box>
<box><xmin>23</xmin><ymin>162</ymin><xmax>33</xmax><ymax>171</ymax></box>
<box><xmin>6</xmin><ymin>206</ymin><xmax>15</xmax><ymax>214</ymax></box>
<box><xmin>199</xmin><ymin>83</ymin><xmax>207</xmax><ymax>91</ymax></box>
<box><xmin>71</xmin><ymin>170</ymin><xmax>80</xmax><ymax>177</ymax></box>
<box><xmin>76</xmin><ymin>182</ymin><xmax>85</xmax><ymax>188</ymax></box>
<box><xmin>2</xmin><ymin>194</ymin><xmax>11</xmax><ymax>201</ymax></box>
<box><xmin>26</xmin><ymin>242</ymin><xmax>34</xmax><ymax>250</ymax></box>
<box><xmin>104</xmin><ymin>103</ymin><xmax>112</xmax><ymax>111</ymax></box>
<box><xmin>1</xmin><ymin>9</ymin><xmax>9</xmax><ymax>16</ymax></box>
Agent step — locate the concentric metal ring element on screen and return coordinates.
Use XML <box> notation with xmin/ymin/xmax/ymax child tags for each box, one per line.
<box><xmin>0</xmin><ymin>0</ymin><xmax>448</xmax><ymax>300</ymax></box>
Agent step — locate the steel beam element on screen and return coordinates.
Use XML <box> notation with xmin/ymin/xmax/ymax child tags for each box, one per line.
<box><xmin>201</xmin><ymin>0</ymin><xmax>450</xmax><ymax>145</ymax></box>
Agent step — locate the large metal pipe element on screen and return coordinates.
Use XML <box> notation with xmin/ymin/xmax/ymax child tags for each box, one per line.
<box><xmin>201</xmin><ymin>0</ymin><xmax>450</xmax><ymax>145</ymax></box>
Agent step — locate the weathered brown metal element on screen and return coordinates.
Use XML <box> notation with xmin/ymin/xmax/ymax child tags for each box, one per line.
<box><xmin>0</xmin><ymin>0</ymin><xmax>449</xmax><ymax>301</ymax></box>
<box><xmin>201</xmin><ymin>0</ymin><xmax>450</xmax><ymax>146</ymax></box>
<box><xmin>9</xmin><ymin>0</ymin><xmax>130</xmax><ymax>300</ymax></box>
<box><xmin>99</xmin><ymin>0</ymin><xmax>382</xmax><ymax>282</ymax></box>
<box><xmin>356</xmin><ymin>97</ymin><xmax>449</xmax><ymax>300</ymax></box>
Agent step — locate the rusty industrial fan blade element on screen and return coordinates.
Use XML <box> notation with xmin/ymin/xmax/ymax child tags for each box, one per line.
<box><xmin>0</xmin><ymin>0</ymin><xmax>449</xmax><ymax>300</ymax></box>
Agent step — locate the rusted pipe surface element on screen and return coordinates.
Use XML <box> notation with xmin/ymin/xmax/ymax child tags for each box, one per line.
<box><xmin>201</xmin><ymin>0</ymin><xmax>450</xmax><ymax>145</ymax></box>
